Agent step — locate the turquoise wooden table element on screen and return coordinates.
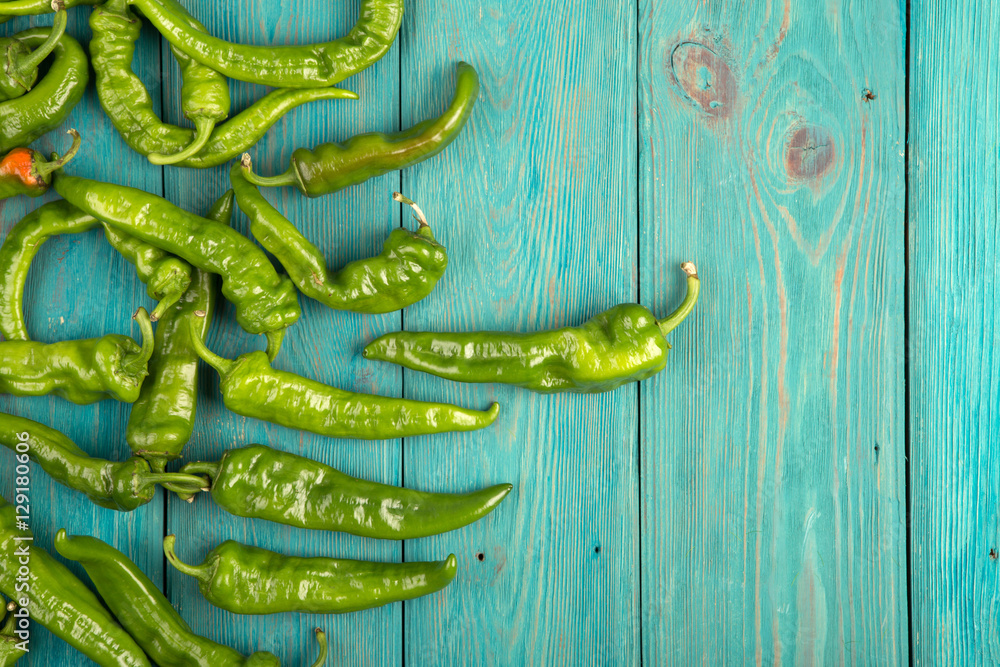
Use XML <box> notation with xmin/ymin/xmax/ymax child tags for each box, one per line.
<box><xmin>0</xmin><ymin>0</ymin><xmax>996</xmax><ymax>664</ymax></box>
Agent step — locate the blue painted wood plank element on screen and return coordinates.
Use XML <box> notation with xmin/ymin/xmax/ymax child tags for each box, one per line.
<box><xmin>638</xmin><ymin>0</ymin><xmax>908</xmax><ymax>663</ymax></box>
<box><xmin>909</xmin><ymin>2</ymin><xmax>1000</xmax><ymax>664</ymax></box>
<box><xmin>160</xmin><ymin>1</ymin><xmax>404</xmax><ymax>664</ymax></box>
<box><xmin>0</xmin><ymin>7</ymin><xmax>166</xmax><ymax>665</ymax></box>
<box><xmin>397</xmin><ymin>2</ymin><xmax>639</xmax><ymax>664</ymax></box>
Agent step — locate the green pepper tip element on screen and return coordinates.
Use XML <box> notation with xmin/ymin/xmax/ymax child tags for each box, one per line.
<box><xmin>148</xmin><ymin>116</ymin><xmax>216</xmax><ymax>165</ymax></box>
<box><xmin>187</xmin><ymin>316</ymin><xmax>233</xmax><ymax>375</ymax></box>
<box><xmin>310</xmin><ymin>629</ymin><xmax>329</xmax><ymax>667</ymax></box>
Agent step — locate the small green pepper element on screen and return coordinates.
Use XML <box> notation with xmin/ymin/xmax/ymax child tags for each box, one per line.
<box><xmin>0</xmin><ymin>600</ymin><xmax>25</xmax><ymax>667</ymax></box>
<box><xmin>244</xmin><ymin>62</ymin><xmax>479</xmax><ymax>197</ymax></box>
<box><xmin>0</xmin><ymin>413</ymin><xmax>208</xmax><ymax>510</ymax></box>
<box><xmin>181</xmin><ymin>444</ymin><xmax>512</xmax><ymax>539</ymax></box>
<box><xmin>0</xmin><ymin>497</ymin><xmax>152</xmax><ymax>667</ymax></box>
<box><xmin>190</xmin><ymin>316</ymin><xmax>501</xmax><ymax>440</ymax></box>
<box><xmin>54</xmin><ymin>530</ymin><xmax>328</xmax><ymax>667</ymax></box>
<box><xmin>0</xmin><ymin>128</ymin><xmax>78</xmax><ymax>200</ymax></box>
<box><xmin>0</xmin><ymin>1</ymin><xmax>66</xmax><ymax>101</ymax></box>
<box><xmin>0</xmin><ymin>307</ymin><xmax>154</xmax><ymax>404</ymax></box>
<box><xmin>164</xmin><ymin>535</ymin><xmax>458</xmax><ymax>616</ymax></box>
<box><xmin>364</xmin><ymin>262</ymin><xmax>701</xmax><ymax>393</ymax></box>
<box><xmin>233</xmin><ymin>157</ymin><xmax>448</xmax><ymax>314</ymax></box>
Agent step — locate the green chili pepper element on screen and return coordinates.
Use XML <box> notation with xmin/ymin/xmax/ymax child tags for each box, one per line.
<box><xmin>52</xmin><ymin>173</ymin><xmax>300</xmax><ymax>355</ymax></box>
<box><xmin>244</xmin><ymin>62</ymin><xmax>479</xmax><ymax>197</ymax></box>
<box><xmin>0</xmin><ymin>498</ymin><xmax>152</xmax><ymax>666</ymax></box>
<box><xmin>180</xmin><ymin>444</ymin><xmax>512</xmax><ymax>538</ymax></box>
<box><xmin>102</xmin><ymin>223</ymin><xmax>192</xmax><ymax>321</ymax></box>
<box><xmin>127</xmin><ymin>0</ymin><xmax>402</xmax><ymax>88</ymax></box>
<box><xmin>0</xmin><ymin>600</ymin><xmax>26</xmax><ymax>666</ymax></box>
<box><xmin>0</xmin><ymin>0</ymin><xmax>98</xmax><ymax>16</ymax></box>
<box><xmin>90</xmin><ymin>1</ymin><xmax>357</xmax><ymax>168</ymax></box>
<box><xmin>54</xmin><ymin>530</ymin><xmax>328</xmax><ymax>667</ymax></box>
<box><xmin>0</xmin><ymin>412</ymin><xmax>208</xmax><ymax>510</ymax></box>
<box><xmin>125</xmin><ymin>191</ymin><xmax>231</xmax><ymax>472</ymax></box>
<box><xmin>0</xmin><ymin>307</ymin><xmax>154</xmax><ymax>404</ymax></box>
<box><xmin>189</xmin><ymin>317</ymin><xmax>500</xmax><ymax>440</ymax></box>
<box><xmin>232</xmin><ymin>156</ymin><xmax>448</xmax><ymax>314</ymax></box>
<box><xmin>164</xmin><ymin>535</ymin><xmax>457</xmax><ymax>616</ymax></box>
<box><xmin>0</xmin><ymin>199</ymin><xmax>195</xmax><ymax>340</ymax></box>
<box><xmin>0</xmin><ymin>1</ymin><xmax>66</xmax><ymax>100</ymax></box>
<box><xmin>364</xmin><ymin>263</ymin><xmax>702</xmax><ymax>393</ymax></box>
<box><xmin>0</xmin><ymin>27</ymin><xmax>87</xmax><ymax>153</ymax></box>
<box><xmin>0</xmin><ymin>127</ymin><xmax>78</xmax><ymax>200</ymax></box>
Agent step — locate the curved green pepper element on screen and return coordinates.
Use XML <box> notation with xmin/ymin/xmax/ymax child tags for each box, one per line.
<box><xmin>0</xmin><ymin>1</ymin><xmax>66</xmax><ymax>100</ymax></box>
<box><xmin>190</xmin><ymin>318</ymin><xmax>500</xmax><ymax>440</ymax></box>
<box><xmin>0</xmin><ymin>128</ymin><xmax>78</xmax><ymax>200</ymax></box>
<box><xmin>233</xmin><ymin>157</ymin><xmax>448</xmax><ymax>314</ymax></box>
<box><xmin>165</xmin><ymin>535</ymin><xmax>457</xmax><ymax>615</ymax></box>
<box><xmin>0</xmin><ymin>498</ymin><xmax>152</xmax><ymax>666</ymax></box>
<box><xmin>0</xmin><ymin>413</ymin><xmax>208</xmax><ymax>510</ymax></box>
<box><xmin>0</xmin><ymin>27</ymin><xmax>87</xmax><ymax>153</ymax></box>
<box><xmin>102</xmin><ymin>224</ymin><xmax>192</xmax><ymax>321</ymax></box>
<box><xmin>125</xmin><ymin>191</ymin><xmax>231</xmax><ymax>472</ymax></box>
<box><xmin>244</xmin><ymin>62</ymin><xmax>479</xmax><ymax>197</ymax></box>
<box><xmin>0</xmin><ymin>0</ymin><xmax>98</xmax><ymax>16</ymax></box>
<box><xmin>364</xmin><ymin>263</ymin><xmax>701</xmax><ymax>393</ymax></box>
<box><xmin>54</xmin><ymin>530</ymin><xmax>328</xmax><ymax>667</ymax></box>
<box><xmin>181</xmin><ymin>444</ymin><xmax>512</xmax><ymax>539</ymax></box>
<box><xmin>0</xmin><ymin>308</ymin><xmax>153</xmax><ymax>404</ymax></box>
<box><xmin>126</xmin><ymin>0</ymin><xmax>402</xmax><ymax>88</ymax></box>
<box><xmin>0</xmin><ymin>600</ymin><xmax>25</xmax><ymax>666</ymax></box>
<box><xmin>52</xmin><ymin>173</ymin><xmax>300</xmax><ymax>354</ymax></box>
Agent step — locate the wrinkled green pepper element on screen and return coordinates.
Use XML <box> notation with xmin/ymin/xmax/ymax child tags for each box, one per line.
<box><xmin>54</xmin><ymin>530</ymin><xmax>328</xmax><ymax>667</ymax></box>
<box><xmin>0</xmin><ymin>412</ymin><xmax>207</xmax><ymax>510</ymax></box>
<box><xmin>164</xmin><ymin>536</ymin><xmax>457</xmax><ymax>615</ymax></box>
<box><xmin>233</xmin><ymin>157</ymin><xmax>448</xmax><ymax>314</ymax></box>
<box><xmin>0</xmin><ymin>128</ymin><xmax>78</xmax><ymax>200</ymax></box>
<box><xmin>181</xmin><ymin>444</ymin><xmax>512</xmax><ymax>539</ymax></box>
<box><xmin>0</xmin><ymin>308</ymin><xmax>153</xmax><ymax>404</ymax></box>
<box><xmin>364</xmin><ymin>262</ymin><xmax>701</xmax><ymax>393</ymax></box>
<box><xmin>0</xmin><ymin>1</ymin><xmax>66</xmax><ymax>101</ymax></box>
<box><xmin>102</xmin><ymin>224</ymin><xmax>192</xmax><ymax>321</ymax></box>
<box><xmin>0</xmin><ymin>497</ymin><xmax>152</xmax><ymax>666</ymax></box>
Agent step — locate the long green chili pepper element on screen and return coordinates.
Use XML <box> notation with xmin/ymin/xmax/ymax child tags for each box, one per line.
<box><xmin>52</xmin><ymin>173</ymin><xmax>300</xmax><ymax>355</ymax></box>
<box><xmin>0</xmin><ymin>127</ymin><xmax>78</xmax><ymax>200</ymax></box>
<box><xmin>164</xmin><ymin>536</ymin><xmax>457</xmax><ymax>616</ymax></box>
<box><xmin>0</xmin><ymin>307</ymin><xmax>153</xmax><ymax>404</ymax></box>
<box><xmin>365</xmin><ymin>263</ymin><xmax>702</xmax><ymax>393</ymax></box>
<box><xmin>125</xmin><ymin>191</ymin><xmax>230</xmax><ymax>472</ymax></box>
<box><xmin>90</xmin><ymin>2</ymin><xmax>357</xmax><ymax>167</ymax></box>
<box><xmin>189</xmin><ymin>315</ymin><xmax>500</xmax><ymax>440</ymax></box>
<box><xmin>127</xmin><ymin>0</ymin><xmax>402</xmax><ymax>88</ymax></box>
<box><xmin>0</xmin><ymin>600</ymin><xmax>25</xmax><ymax>666</ymax></box>
<box><xmin>246</xmin><ymin>62</ymin><xmax>480</xmax><ymax>197</ymax></box>
<box><xmin>181</xmin><ymin>444</ymin><xmax>512</xmax><ymax>538</ymax></box>
<box><xmin>0</xmin><ymin>200</ymin><xmax>195</xmax><ymax>340</ymax></box>
<box><xmin>0</xmin><ymin>27</ymin><xmax>87</xmax><ymax>153</ymax></box>
<box><xmin>0</xmin><ymin>1</ymin><xmax>66</xmax><ymax>100</ymax></box>
<box><xmin>0</xmin><ymin>497</ymin><xmax>152</xmax><ymax>667</ymax></box>
<box><xmin>54</xmin><ymin>530</ymin><xmax>328</xmax><ymax>667</ymax></box>
<box><xmin>0</xmin><ymin>413</ymin><xmax>208</xmax><ymax>510</ymax></box>
<box><xmin>233</xmin><ymin>157</ymin><xmax>448</xmax><ymax>314</ymax></box>
<box><xmin>0</xmin><ymin>0</ymin><xmax>98</xmax><ymax>16</ymax></box>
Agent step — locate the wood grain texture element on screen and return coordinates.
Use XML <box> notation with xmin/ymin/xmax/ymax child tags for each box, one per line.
<box><xmin>909</xmin><ymin>2</ymin><xmax>1000</xmax><ymax>664</ymax></box>
<box><xmin>0</xmin><ymin>8</ymin><xmax>166</xmax><ymax>666</ymax></box>
<box><xmin>397</xmin><ymin>1</ymin><xmax>639</xmax><ymax>664</ymax></box>
<box><xmin>638</xmin><ymin>0</ymin><xmax>908</xmax><ymax>664</ymax></box>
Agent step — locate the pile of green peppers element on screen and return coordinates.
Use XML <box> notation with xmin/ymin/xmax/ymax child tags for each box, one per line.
<box><xmin>0</xmin><ymin>0</ymin><xmax>702</xmax><ymax>664</ymax></box>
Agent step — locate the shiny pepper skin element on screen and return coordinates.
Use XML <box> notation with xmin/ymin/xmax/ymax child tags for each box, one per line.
<box><xmin>0</xmin><ymin>2</ymin><xmax>66</xmax><ymax>101</ymax></box>
<box><xmin>0</xmin><ymin>307</ymin><xmax>154</xmax><ymax>404</ymax></box>
<box><xmin>0</xmin><ymin>128</ymin><xmax>79</xmax><ymax>200</ymax></box>
<box><xmin>0</xmin><ymin>498</ymin><xmax>151</xmax><ymax>667</ymax></box>
<box><xmin>364</xmin><ymin>263</ymin><xmax>702</xmax><ymax>393</ymax></box>
<box><xmin>164</xmin><ymin>536</ymin><xmax>458</xmax><ymax>615</ymax></box>
<box><xmin>232</xmin><ymin>157</ymin><xmax>448</xmax><ymax>314</ymax></box>
<box><xmin>181</xmin><ymin>444</ymin><xmax>512</xmax><ymax>539</ymax></box>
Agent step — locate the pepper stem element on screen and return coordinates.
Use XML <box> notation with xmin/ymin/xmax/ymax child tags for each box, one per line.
<box><xmin>265</xmin><ymin>327</ymin><xmax>286</xmax><ymax>362</ymax></box>
<box><xmin>163</xmin><ymin>535</ymin><xmax>210</xmax><ymax>581</ymax></box>
<box><xmin>657</xmin><ymin>262</ymin><xmax>701</xmax><ymax>337</ymax></box>
<box><xmin>1</xmin><ymin>601</ymin><xmax>16</xmax><ymax>636</ymax></box>
<box><xmin>150</xmin><ymin>292</ymin><xmax>180</xmax><ymax>323</ymax></box>
<box><xmin>142</xmin><ymin>473</ymin><xmax>210</xmax><ymax>496</ymax></box>
<box><xmin>120</xmin><ymin>307</ymin><xmax>155</xmax><ymax>376</ymax></box>
<box><xmin>13</xmin><ymin>0</ymin><xmax>66</xmax><ymax>76</ymax></box>
<box><xmin>310</xmin><ymin>629</ymin><xmax>329</xmax><ymax>667</ymax></box>
<box><xmin>241</xmin><ymin>152</ymin><xmax>297</xmax><ymax>188</ymax></box>
<box><xmin>187</xmin><ymin>313</ymin><xmax>234</xmax><ymax>376</ymax></box>
<box><xmin>393</xmin><ymin>192</ymin><xmax>429</xmax><ymax>228</ymax></box>
<box><xmin>178</xmin><ymin>460</ymin><xmax>222</xmax><ymax>481</ymax></box>
<box><xmin>32</xmin><ymin>129</ymin><xmax>80</xmax><ymax>179</ymax></box>
<box><xmin>148</xmin><ymin>117</ymin><xmax>215</xmax><ymax>165</ymax></box>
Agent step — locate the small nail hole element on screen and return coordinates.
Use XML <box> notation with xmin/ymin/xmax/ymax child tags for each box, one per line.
<box><xmin>594</xmin><ymin>546</ymin><xmax>601</xmax><ymax>554</ymax></box>
<box><xmin>476</xmin><ymin>552</ymin><xmax>484</xmax><ymax>561</ymax></box>
<box><xmin>990</xmin><ymin>548</ymin><xmax>997</xmax><ymax>561</ymax></box>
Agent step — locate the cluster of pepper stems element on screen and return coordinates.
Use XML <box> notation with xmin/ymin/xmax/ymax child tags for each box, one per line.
<box><xmin>0</xmin><ymin>0</ymin><xmax>701</xmax><ymax>665</ymax></box>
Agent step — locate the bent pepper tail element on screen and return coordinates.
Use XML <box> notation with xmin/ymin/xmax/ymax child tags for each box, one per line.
<box><xmin>310</xmin><ymin>629</ymin><xmax>329</xmax><ymax>667</ymax></box>
<box><xmin>120</xmin><ymin>307</ymin><xmax>155</xmax><ymax>376</ymax></box>
<box><xmin>162</xmin><ymin>535</ymin><xmax>212</xmax><ymax>582</ymax></box>
<box><xmin>142</xmin><ymin>473</ymin><xmax>210</xmax><ymax>499</ymax></box>
<box><xmin>148</xmin><ymin>117</ymin><xmax>216</xmax><ymax>165</ymax></box>
<box><xmin>187</xmin><ymin>312</ymin><xmax>236</xmax><ymax>376</ymax></box>
<box><xmin>12</xmin><ymin>1</ymin><xmax>67</xmax><ymax>78</ymax></box>
<box><xmin>32</xmin><ymin>128</ymin><xmax>80</xmax><ymax>180</ymax></box>
<box><xmin>656</xmin><ymin>261</ymin><xmax>700</xmax><ymax>337</ymax></box>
